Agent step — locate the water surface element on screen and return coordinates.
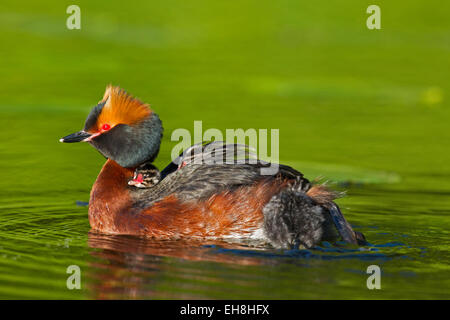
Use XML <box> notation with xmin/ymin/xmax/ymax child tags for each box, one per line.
<box><xmin>0</xmin><ymin>0</ymin><xmax>449</xmax><ymax>299</ymax></box>
<box><xmin>0</xmin><ymin>184</ymin><xmax>448</xmax><ymax>299</ymax></box>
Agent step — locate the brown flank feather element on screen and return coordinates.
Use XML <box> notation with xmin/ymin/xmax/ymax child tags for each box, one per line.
<box><xmin>306</xmin><ymin>184</ymin><xmax>343</xmax><ymax>205</ymax></box>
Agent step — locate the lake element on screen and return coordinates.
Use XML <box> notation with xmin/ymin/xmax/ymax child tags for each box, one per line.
<box><xmin>0</xmin><ymin>0</ymin><xmax>449</xmax><ymax>299</ymax></box>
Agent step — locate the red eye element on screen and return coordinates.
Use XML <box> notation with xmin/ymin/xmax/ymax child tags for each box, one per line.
<box><xmin>102</xmin><ymin>124</ymin><xmax>111</xmax><ymax>131</ymax></box>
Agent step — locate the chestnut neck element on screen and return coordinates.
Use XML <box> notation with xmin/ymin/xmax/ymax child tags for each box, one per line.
<box><xmin>88</xmin><ymin>160</ymin><xmax>135</xmax><ymax>232</ymax></box>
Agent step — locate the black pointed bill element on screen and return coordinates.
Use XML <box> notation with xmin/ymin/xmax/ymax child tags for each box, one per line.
<box><xmin>59</xmin><ymin>131</ymin><xmax>93</xmax><ymax>143</ymax></box>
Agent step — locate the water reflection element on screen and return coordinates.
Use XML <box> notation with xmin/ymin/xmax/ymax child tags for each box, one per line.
<box><xmin>87</xmin><ymin>233</ymin><xmax>267</xmax><ymax>299</ymax></box>
<box><xmin>86</xmin><ymin>231</ymin><xmax>397</xmax><ymax>299</ymax></box>
<box><xmin>88</xmin><ymin>232</ymin><xmax>266</xmax><ymax>265</ymax></box>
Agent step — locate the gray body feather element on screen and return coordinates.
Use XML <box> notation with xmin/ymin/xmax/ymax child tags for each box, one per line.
<box><xmin>128</xmin><ymin>142</ymin><xmax>361</xmax><ymax>248</ymax></box>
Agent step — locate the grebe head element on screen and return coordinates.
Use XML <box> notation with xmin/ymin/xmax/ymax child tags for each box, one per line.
<box><xmin>60</xmin><ymin>85</ymin><xmax>163</xmax><ymax>168</ymax></box>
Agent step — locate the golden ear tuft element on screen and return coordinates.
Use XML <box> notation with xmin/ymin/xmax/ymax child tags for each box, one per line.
<box><xmin>95</xmin><ymin>85</ymin><xmax>152</xmax><ymax>131</ymax></box>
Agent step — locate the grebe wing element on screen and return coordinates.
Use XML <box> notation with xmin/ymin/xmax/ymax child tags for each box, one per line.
<box><xmin>160</xmin><ymin>141</ymin><xmax>305</xmax><ymax>180</ymax></box>
<box><xmin>150</xmin><ymin>163</ymin><xmax>310</xmax><ymax>205</ymax></box>
<box><xmin>160</xmin><ymin>141</ymin><xmax>256</xmax><ymax>178</ymax></box>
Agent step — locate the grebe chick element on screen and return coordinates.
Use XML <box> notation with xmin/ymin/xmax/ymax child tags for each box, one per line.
<box><xmin>128</xmin><ymin>163</ymin><xmax>161</xmax><ymax>188</ymax></box>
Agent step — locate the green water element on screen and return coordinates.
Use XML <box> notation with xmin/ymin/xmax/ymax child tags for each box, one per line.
<box><xmin>0</xmin><ymin>0</ymin><xmax>449</xmax><ymax>299</ymax></box>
